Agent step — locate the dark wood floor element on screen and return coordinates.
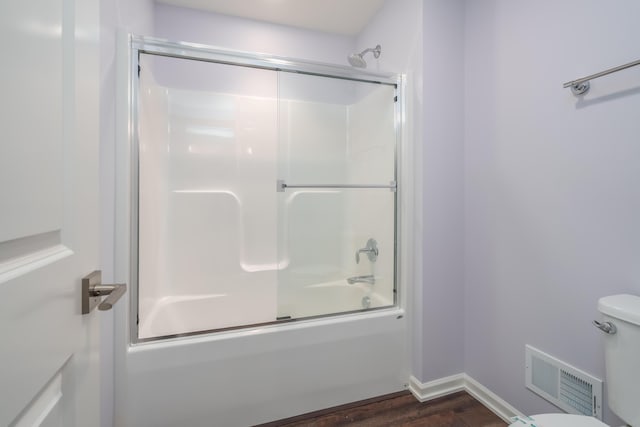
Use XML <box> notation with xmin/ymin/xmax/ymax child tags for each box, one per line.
<box><xmin>256</xmin><ymin>391</ymin><xmax>507</xmax><ymax>427</ymax></box>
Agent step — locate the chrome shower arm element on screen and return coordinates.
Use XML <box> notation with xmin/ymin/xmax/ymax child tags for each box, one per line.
<box><xmin>358</xmin><ymin>44</ymin><xmax>381</xmax><ymax>59</ymax></box>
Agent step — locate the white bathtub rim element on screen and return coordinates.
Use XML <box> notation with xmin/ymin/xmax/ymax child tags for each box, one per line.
<box><xmin>138</xmin><ymin>278</ymin><xmax>395</xmax><ymax>341</ymax></box>
<box><xmin>130</xmin><ymin>306</ymin><xmax>405</xmax><ymax>351</ymax></box>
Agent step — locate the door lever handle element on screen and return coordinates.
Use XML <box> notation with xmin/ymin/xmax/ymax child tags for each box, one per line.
<box><xmin>91</xmin><ymin>283</ymin><xmax>127</xmax><ymax>311</ymax></box>
<box><xmin>82</xmin><ymin>270</ymin><xmax>127</xmax><ymax>314</ymax></box>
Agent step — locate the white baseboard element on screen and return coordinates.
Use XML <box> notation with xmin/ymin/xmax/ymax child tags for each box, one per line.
<box><xmin>464</xmin><ymin>375</ymin><xmax>523</xmax><ymax>422</ymax></box>
<box><xmin>408</xmin><ymin>374</ymin><xmax>465</xmax><ymax>402</ymax></box>
<box><xmin>408</xmin><ymin>373</ymin><xmax>523</xmax><ymax>423</ymax></box>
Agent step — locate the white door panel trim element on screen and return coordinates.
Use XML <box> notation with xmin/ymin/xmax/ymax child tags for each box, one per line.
<box><xmin>0</xmin><ymin>245</ymin><xmax>73</xmax><ymax>284</ymax></box>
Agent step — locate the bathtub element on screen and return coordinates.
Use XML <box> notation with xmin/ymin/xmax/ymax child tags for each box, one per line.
<box><xmin>117</xmin><ymin>299</ymin><xmax>406</xmax><ymax>427</ymax></box>
<box><xmin>138</xmin><ymin>280</ymin><xmax>393</xmax><ymax>340</ymax></box>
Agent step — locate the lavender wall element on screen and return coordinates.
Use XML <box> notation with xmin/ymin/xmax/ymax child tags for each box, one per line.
<box><xmin>153</xmin><ymin>4</ymin><xmax>354</xmax><ymax>64</ymax></box>
<box><xmin>420</xmin><ymin>0</ymin><xmax>465</xmax><ymax>382</ymax></box>
<box><xmin>464</xmin><ymin>1</ymin><xmax>640</xmax><ymax>423</ymax></box>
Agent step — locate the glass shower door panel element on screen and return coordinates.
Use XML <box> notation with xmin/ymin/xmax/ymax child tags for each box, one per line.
<box><xmin>277</xmin><ymin>72</ymin><xmax>397</xmax><ymax>186</ymax></box>
<box><xmin>276</xmin><ymin>189</ymin><xmax>396</xmax><ymax>319</ymax></box>
<box><xmin>137</xmin><ymin>54</ymin><xmax>279</xmax><ymax>339</ymax></box>
<box><xmin>276</xmin><ymin>72</ymin><xmax>397</xmax><ymax>320</ymax></box>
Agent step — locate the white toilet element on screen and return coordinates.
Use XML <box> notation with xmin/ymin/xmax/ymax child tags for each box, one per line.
<box><xmin>508</xmin><ymin>294</ymin><xmax>640</xmax><ymax>427</ymax></box>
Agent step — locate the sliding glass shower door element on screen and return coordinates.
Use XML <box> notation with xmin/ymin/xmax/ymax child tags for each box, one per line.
<box><xmin>275</xmin><ymin>72</ymin><xmax>397</xmax><ymax>320</ymax></box>
<box><xmin>135</xmin><ymin>50</ymin><xmax>399</xmax><ymax>341</ymax></box>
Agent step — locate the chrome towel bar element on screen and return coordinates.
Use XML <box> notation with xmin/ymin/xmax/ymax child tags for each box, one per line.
<box><xmin>563</xmin><ymin>58</ymin><xmax>640</xmax><ymax>95</ymax></box>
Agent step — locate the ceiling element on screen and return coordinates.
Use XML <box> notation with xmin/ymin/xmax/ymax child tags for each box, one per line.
<box><xmin>156</xmin><ymin>0</ymin><xmax>386</xmax><ymax>36</ymax></box>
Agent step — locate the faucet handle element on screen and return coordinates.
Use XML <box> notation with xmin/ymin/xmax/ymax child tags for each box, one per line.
<box><xmin>355</xmin><ymin>238</ymin><xmax>378</xmax><ymax>263</ymax></box>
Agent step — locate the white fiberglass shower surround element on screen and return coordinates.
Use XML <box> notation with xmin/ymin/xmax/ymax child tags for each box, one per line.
<box><xmin>114</xmin><ymin>36</ymin><xmax>410</xmax><ymax>427</ymax></box>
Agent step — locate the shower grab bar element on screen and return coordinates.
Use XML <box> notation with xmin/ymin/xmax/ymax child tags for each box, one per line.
<box><xmin>277</xmin><ymin>180</ymin><xmax>396</xmax><ymax>192</ymax></box>
<box><xmin>563</xmin><ymin>58</ymin><xmax>640</xmax><ymax>95</ymax></box>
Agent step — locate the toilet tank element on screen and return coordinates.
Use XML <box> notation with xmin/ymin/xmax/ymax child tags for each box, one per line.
<box><xmin>597</xmin><ymin>294</ymin><xmax>640</xmax><ymax>427</ymax></box>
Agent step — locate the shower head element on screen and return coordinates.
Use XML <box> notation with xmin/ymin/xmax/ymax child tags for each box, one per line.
<box><xmin>347</xmin><ymin>53</ymin><xmax>367</xmax><ymax>68</ymax></box>
<box><xmin>347</xmin><ymin>44</ymin><xmax>381</xmax><ymax>68</ymax></box>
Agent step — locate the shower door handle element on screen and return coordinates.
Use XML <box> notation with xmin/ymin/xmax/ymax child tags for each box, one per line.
<box><xmin>81</xmin><ymin>270</ymin><xmax>127</xmax><ymax>314</ymax></box>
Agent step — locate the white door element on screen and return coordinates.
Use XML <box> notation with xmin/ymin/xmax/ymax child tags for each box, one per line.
<box><xmin>0</xmin><ymin>1</ymin><xmax>102</xmax><ymax>426</ymax></box>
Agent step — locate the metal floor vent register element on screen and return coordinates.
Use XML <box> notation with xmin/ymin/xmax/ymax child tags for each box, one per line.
<box><xmin>525</xmin><ymin>345</ymin><xmax>603</xmax><ymax>420</ymax></box>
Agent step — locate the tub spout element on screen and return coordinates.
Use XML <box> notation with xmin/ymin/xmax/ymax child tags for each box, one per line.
<box><xmin>347</xmin><ymin>275</ymin><xmax>375</xmax><ymax>285</ymax></box>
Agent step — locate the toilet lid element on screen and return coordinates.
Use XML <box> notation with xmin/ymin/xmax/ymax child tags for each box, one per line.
<box><xmin>509</xmin><ymin>414</ymin><xmax>608</xmax><ymax>427</ymax></box>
